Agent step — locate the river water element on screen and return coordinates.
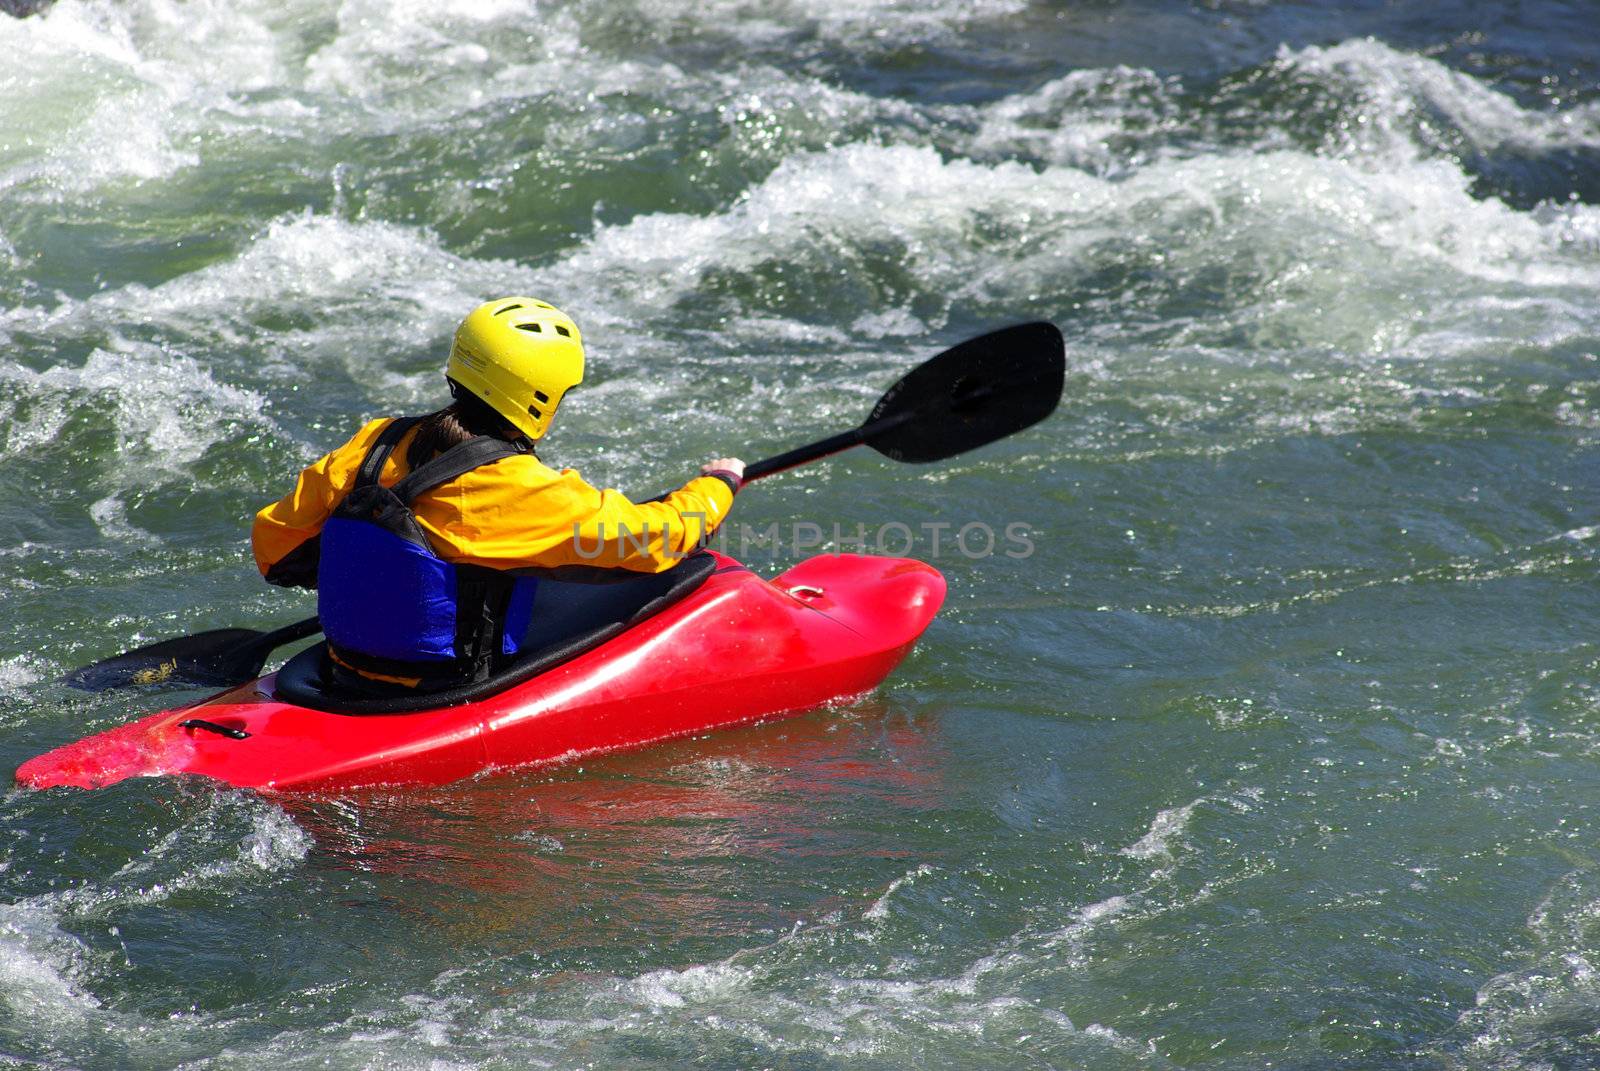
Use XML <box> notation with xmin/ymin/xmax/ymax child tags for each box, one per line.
<box><xmin>3</xmin><ymin>1</ymin><xmax>1600</xmax><ymax>1067</ymax></box>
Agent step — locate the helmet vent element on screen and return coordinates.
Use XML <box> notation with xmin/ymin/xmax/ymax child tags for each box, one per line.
<box><xmin>515</xmin><ymin>322</ymin><xmax>543</xmax><ymax>333</ymax></box>
<box><xmin>495</xmin><ymin>303</ymin><xmax>524</xmax><ymax>315</ymax></box>
<box><xmin>554</xmin><ymin>325</ymin><xmax>571</xmax><ymax>337</ymax></box>
<box><xmin>534</xmin><ymin>390</ymin><xmax>549</xmax><ymax>403</ymax></box>
<box><xmin>528</xmin><ymin>405</ymin><xmax>543</xmax><ymax>420</ymax></box>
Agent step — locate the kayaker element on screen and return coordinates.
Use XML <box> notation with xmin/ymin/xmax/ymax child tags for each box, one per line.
<box><xmin>251</xmin><ymin>297</ymin><xmax>743</xmax><ymax>694</ymax></box>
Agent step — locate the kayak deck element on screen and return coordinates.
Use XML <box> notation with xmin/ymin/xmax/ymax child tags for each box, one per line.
<box><xmin>18</xmin><ymin>553</ymin><xmax>944</xmax><ymax>792</ymax></box>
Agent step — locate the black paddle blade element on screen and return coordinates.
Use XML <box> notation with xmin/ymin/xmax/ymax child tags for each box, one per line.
<box><xmin>64</xmin><ymin>628</ymin><xmax>277</xmax><ymax>693</ymax></box>
<box><xmin>864</xmin><ymin>321</ymin><xmax>1064</xmax><ymax>463</ymax></box>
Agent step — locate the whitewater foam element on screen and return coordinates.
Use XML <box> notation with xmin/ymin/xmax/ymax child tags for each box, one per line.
<box><xmin>0</xmin><ymin>343</ymin><xmax>270</xmax><ymax>479</ymax></box>
<box><xmin>0</xmin><ymin>654</ymin><xmax>45</xmax><ymax>695</ymax></box>
<box><xmin>46</xmin><ymin>793</ymin><xmax>311</xmax><ymax>915</ymax></box>
<box><xmin>1121</xmin><ymin>801</ymin><xmax>1201</xmax><ymax>862</ymax></box>
<box><xmin>302</xmin><ymin>0</ymin><xmax>583</xmax><ymax>110</ymax></box>
<box><xmin>0</xmin><ymin>212</ymin><xmax>544</xmax><ymax>420</ymax></box>
<box><xmin>611</xmin><ymin>0</ymin><xmax>1028</xmax><ymax>52</ymax></box>
<box><xmin>543</xmin><ymin>135</ymin><xmax>1600</xmax><ymax>364</ymax></box>
<box><xmin>1451</xmin><ymin>868</ymin><xmax>1600</xmax><ymax>1067</ymax></box>
<box><xmin>0</xmin><ymin>903</ymin><xmax>102</xmax><ymax>1027</ymax></box>
<box><xmin>0</xmin><ymin>0</ymin><xmax>299</xmax><ymax>197</ymax></box>
<box><xmin>968</xmin><ymin>65</ymin><xmax>1184</xmax><ymax>174</ymax></box>
<box><xmin>1284</xmin><ymin>38</ymin><xmax>1600</xmax><ymax>162</ymax></box>
<box><xmin>864</xmin><ymin>863</ymin><xmax>936</xmax><ymax>921</ymax></box>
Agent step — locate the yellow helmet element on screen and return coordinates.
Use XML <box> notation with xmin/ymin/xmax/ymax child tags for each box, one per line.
<box><xmin>446</xmin><ymin>297</ymin><xmax>585</xmax><ymax>441</ymax></box>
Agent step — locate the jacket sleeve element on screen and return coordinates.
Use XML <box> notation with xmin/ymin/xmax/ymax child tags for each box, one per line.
<box><xmin>426</xmin><ymin>463</ymin><xmax>739</xmax><ymax>574</ymax></box>
<box><xmin>567</xmin><ymin>472</ymin><xmax>737</xmax><ymax>571</ymax></box>
<box><xmin>251</xmin><ymin>420</ymin><xmax>387</xmax><ymax>588</ymax></box>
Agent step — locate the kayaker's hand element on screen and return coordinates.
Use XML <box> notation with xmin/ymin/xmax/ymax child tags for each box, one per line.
<box><xmin>701</xmin><ymin>457</ymin><xmax>745</xmax><ymax>491</ymax></box>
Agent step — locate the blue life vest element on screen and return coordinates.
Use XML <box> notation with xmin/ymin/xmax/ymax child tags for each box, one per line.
<box><xmin>316</xmin><ymin>417</ymin><xmax>539</xmax><ymax>687</ymax></box>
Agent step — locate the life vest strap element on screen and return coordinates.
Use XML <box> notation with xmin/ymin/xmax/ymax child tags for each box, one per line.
<box><xmin>390</xmin><ymin>435</ymin><xmax>524</xmax><ymax>505</ymax></box>
<box><xmin>354</xmin><ymin>416</ymin><xmax>423</xmax><ymax>489</ymax></box>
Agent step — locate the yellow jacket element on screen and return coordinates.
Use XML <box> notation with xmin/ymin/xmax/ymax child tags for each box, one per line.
<box><xmin>253</xmin><ymin>417</ymin><xmax>736</xmax><ymax>586</ymax></box>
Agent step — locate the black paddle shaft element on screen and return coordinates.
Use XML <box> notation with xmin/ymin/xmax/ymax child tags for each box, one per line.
<box><xmin>742</xmin><ymin>321</ymin><xmax>1064</xmax><ymax>483</ymax></box>
<box><xmin>742</xmin><ymin>414</ymin><xmax>912</xmax><ymax>482</ymax></box>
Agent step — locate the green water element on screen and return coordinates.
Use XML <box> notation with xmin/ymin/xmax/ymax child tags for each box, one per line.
<box><xmin>3</xmin><ymin>1</ymin><xmax>1600</xmax><ymax>1067</ymax></box>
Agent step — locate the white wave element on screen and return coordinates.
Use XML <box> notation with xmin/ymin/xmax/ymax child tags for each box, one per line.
<box><xmin>968</xmin><ymin>65</ymin><xmax>1182</xmax><ymax>173</ymax></box>
<box><xmin>0</xmin><ymin>0</ymin><xmax>304</xmax><ymax>196</ymax></box>
<box><xmin>1185</xmin><ymin>151</ymin><xmax>1595</xmax><ymax>292</ymax></box>
<box><xmin>302</xmin><ymin>0</ymin><xmax>583</xmax><ymax>110</ymax></box>
<box><xmin>546</xmin><ymin>137</ymin><xmax>1600</xmax><ymax>346</ymax></box>
<box><xmin>236</xmin><ymin>804</ymin><xmax>314</xmax><ymax>870</ymax></box>
<box><xmin>88</xmin><ymin>494</ymin><xmax>159</xmax><ymax>546</ymax></box>
<box><xmin>602</xmin><ymin>953</ymin><xmax>1079</xmax><ymax>1061</ymax></box>
<box><xmin>1121</xmin><ymin>801</ymin><xmax>1199</xmax><ymax>861</ymax></box>
<box><xmin>0</xmin><ymin>0</ymin><xmax>938</xmax><ymax>206</ymax></box>
<box><xmin>6</xmin><ymin>12</ymin><xmax>1594</xmax><ymax>381</ymax></box>
<box><xmin>0</xmin><ymin>653</ymin><xmax>46</xmax><ymax>695</ymax></box>
<box><xmin>0</xmin><ymin>212</ymin><xmax>541</xmax><ymax>410</ymax></box>
<box><xmin>47</xmin><ymin>794</ymin><xmax>311</xmax><ymax>915</ymax></box>
<box><xmin>2</xmin><ymin>0</ymin><xmax>1592</xmax><ymax>228</ymax></box>
<box><xmin>544</xmin><ymin>142</ymin><xmax>1100</xmax><ymax>315</ymax></box>
<box><xmin>17</xmin><ymin>132</ymin><xmax>1575</xmax><ymax>457</ymax></box>
<box><xmin>1286</xmin><ymin>38</ymin><xmax>1600</xmax><ymax>161</ymax></box>
<box><xmin>130</xmin><ymin>883</ymin><xmax>1172</xmax><ymax>1069</ymax></box>
<box><xmin>1453</xmin><ymin>868</ymin><xmax>1600</xmax><ymax>1066</ymax></box>
<box><xmin>628</xmin><ymin>960</ymin><xmax>756</xmax><ymax>1010</ymax></box>
<box><xmin>99</xmin><ymin>211</ymin><xmax>526</xmax><ymax>344</ymax></box>
<box><xmin>259</xmin><ymin>0</ymin><xmax>925</xmax><ymax>171</ymax></box>
<box><xmin>205</xmin><ymin>882</ymin><xmax>1163</xmax><ymax>1068</ymax></box>
<box><xmin>1116</xmin><ymin>793</ymin><xmax>1263</xmax><ymax>864</ymax></box>
<box><xmin>0</xmin><ymin>903</ymin><xmax>102</xmax><ymax>1026</ymax></box>
<box><xmin>965</xmin><ymin>38</ymin><xmax>1600</xmax><ymax>187</ymax></box>
<box><xmin>851</xmin><ymin>307</ymin><xmax>928</xmax><ymax>339</ymax></box>
<box><xmin>0</xmin><ymin>342</ymin><xmax>270</xmax><ymax>477</ymax></box>
<box><xmin>546</xmin><ymin>893</ymin><xmax>1170</xmax><ymax>1068</ymax></box>
<box><xmin>863</xmin><ymin>863</ymin><xmax>936</xmax><ymax>921</ymax></box>
<box><xmin>1028</xmin><ymin>894</ymin><xmax>1135</xmax><ymax>966</ymax></box>
<box><xmin>610</xmin><ymin>0</ymin><xmax>1028</xmax><ymax>51</ymax></box>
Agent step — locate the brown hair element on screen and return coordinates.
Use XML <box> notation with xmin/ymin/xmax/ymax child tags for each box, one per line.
<box><xmin>406</xmin><ymin>385</ymin><xmax>526</xmax><ymax>469</ymax></box>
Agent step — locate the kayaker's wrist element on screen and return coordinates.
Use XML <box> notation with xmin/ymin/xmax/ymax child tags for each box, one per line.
<box><xmin>703</xmin><ymin>469</ymin><xmax>742</xmax><ymax>494</ymax></box>
<box><xmin>699</xmin><ymin>457</ymin><xmax>745</xmax><ymax>494</ymax></box>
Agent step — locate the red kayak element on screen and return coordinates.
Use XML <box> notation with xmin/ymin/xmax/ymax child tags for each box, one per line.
<box><xmin>17</xmin><ymin>552</ymin><xmax>944</xmax><ymax>793</ymax></box>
